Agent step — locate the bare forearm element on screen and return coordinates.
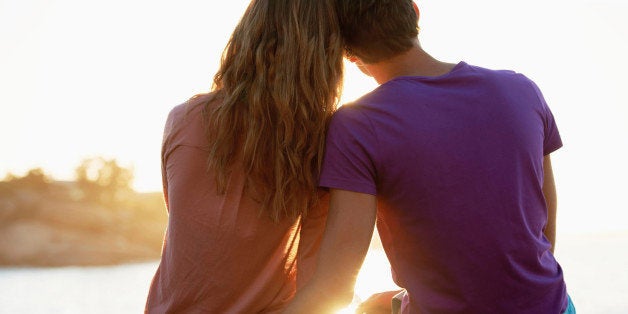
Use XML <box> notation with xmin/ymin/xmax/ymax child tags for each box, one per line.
<box><xmin>284</xmin><ymin>190</ymin><xmax>377</xmax><ymax>313</ymax></box>
<box><xmin>542</xmin><ymin>155</ymin><xmax>557</xmax><ymax>253</ymax></box>
<box><xmin>543</xmin><ymin>213</ymin><xmax>556</xmax><ymax>254</ymax></box>
<box><xmin>284</xmin><ymin>278</ymin><xmax>354</xmax><ymax>314</ymax></box>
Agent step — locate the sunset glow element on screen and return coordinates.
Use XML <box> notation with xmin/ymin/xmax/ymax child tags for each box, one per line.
<box><xmin>1</xmin><ymin>1</ymin><xmax>628</xmax><ymax>313</ymax></box>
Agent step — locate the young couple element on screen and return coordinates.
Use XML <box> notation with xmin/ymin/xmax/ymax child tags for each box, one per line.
<box><xmin>145</xmin><ymin>0</ymin><xmax>575</xmax><ymax>313</ymax></box>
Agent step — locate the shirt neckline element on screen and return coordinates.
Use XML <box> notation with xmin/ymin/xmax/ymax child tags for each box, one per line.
<box><xmin>389</xmin><ymin>61</ymin><xmax>467</xmax><ymax>82</ymax></box>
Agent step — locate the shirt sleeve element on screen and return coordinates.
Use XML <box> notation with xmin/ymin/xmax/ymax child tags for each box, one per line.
<box><xmin>318</xmin><ymin>105</ymin><xmax>379</xmax><ymax>195</ymax></box>
<box><xmin>161</xmin><ymin>107</ymin><xmax>178</xmax><ymax>213</ymax></box>
<box><xmin>529</xmin><ymin>80</ymin><xmax>563</xmax><ymax>155</ymax></box>
<box><xmin>542</xmin><ymin>105</ymin><xmax>562</xmax><ymax>155</ymax></box>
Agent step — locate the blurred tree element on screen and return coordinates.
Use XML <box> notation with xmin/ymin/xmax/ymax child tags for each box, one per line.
<box><xmin>75</xmin><ymin>159</ymin><xmax>99</xmax><ymax>202</ymax></box>
<box><xmin>2</xmin><ymin>168</ymin><xmax>51</xmax><ymax>192</ymax></box>
<box><xmin>21</xmin><ymin>168</ymin><xmax>51</xmax><ymax>191</ymax></box>
<box><xmin>75</xmin><ymin>157</ymin><xmax>134</xmax><ymax>205</ymax></box>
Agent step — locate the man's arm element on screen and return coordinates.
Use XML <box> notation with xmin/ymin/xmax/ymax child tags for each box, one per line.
<box><xmin>542</xmin><ymin>154</ymin><xmax>557</xmax><ymax>253</ymax></box>
<box><xmin>296</xmin><ymin>192</ymin><xmax>330</xmax><ymax>289</ymax></box>
<box><xmin>284</xmin><ymin>189</ymin><xmax>377</xmax><ymax>314</ymax></box>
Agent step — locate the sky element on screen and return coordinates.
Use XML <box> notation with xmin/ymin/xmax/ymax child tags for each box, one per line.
<box><xmin>1</xmin><ymin>0</ymin><xmax>627</xmax><ymax>233</ymax></box>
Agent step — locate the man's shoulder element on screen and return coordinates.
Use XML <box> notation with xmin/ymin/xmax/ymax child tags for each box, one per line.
<box><xmin>331</xmin><ymin>103</ymin><xmax>370</xmax><ymax>123</ymax></box>
<box><xmin>465</xmin><ymin>62</ymin><xmax>534</xmax><ymax>85</ymax></box>
<box><xmin>337</xmin><ymin>84</ymin><xmax>400</xmax><ymax>115</ymax></box>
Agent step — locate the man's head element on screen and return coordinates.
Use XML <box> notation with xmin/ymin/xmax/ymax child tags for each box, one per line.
<box><xmin>336</xmin><ymin>0</ymin><xmax>420</xmax><ymax>64</ymax></box>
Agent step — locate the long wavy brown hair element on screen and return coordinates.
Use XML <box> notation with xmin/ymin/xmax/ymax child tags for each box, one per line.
<box><xmin>203</xmin><ymin>0</ymin><xmax>344</xmax><ymax>222</ymax></box>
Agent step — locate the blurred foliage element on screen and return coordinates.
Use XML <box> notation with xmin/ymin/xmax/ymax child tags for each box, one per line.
<box><xmin>2</xmin><ymin>168</ymin><xmax>50</xmax><ymax>193</ymax></box>
<box><xmin>0</xmin><ymin>158</ymin><xmax>168</xmax><ymax>266</ymax></box>
<box><xmin>74</xmin><ymin>157</ymin><xmax>134</xmax><ymax>205</ymax></box>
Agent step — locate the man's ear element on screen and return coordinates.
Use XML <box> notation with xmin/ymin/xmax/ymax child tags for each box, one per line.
<box><xmin>413</xmin><ymin>1</ymin><xmax>420</xmax><ymax>22</ymax></box>
<box><xmin>347</xmin><ymin>55</ymin><xmax>360</xmax><ymax>64</ymax></box>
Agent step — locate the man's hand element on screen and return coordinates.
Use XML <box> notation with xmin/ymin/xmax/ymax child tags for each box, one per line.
<box><xmin>355</xmin><ymin>290</ymin><xmax>404</xmax><ymax>314</ymax></box>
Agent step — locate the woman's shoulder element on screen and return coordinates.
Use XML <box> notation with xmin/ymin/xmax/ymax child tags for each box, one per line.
<box><xmin>163</xmin><ymin>92</ymin><xmax>220</xmax><ymax>148</ymax></box>
<box><xmin>187</xmin><ymin>92</ymin><xmax>218</xmax><ymax>108</ymax></box>
<box><xmin>165</xmin><ymin>92</ymin><xmax>222</xmax><ymax>126</ymax></box>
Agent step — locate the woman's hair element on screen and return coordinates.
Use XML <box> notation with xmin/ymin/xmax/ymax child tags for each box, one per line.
<box><xmin>204</xmin><ymin>0</ymin><xmax>344</xmax><ymax>222</ymax></box>
<box><xmin>336</xmin><ymin>0</ymin><xmax>419</xmax><ymax>64</ymax></box>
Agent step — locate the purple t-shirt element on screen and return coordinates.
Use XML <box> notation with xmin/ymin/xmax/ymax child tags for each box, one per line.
<box><xmin>319</xmin><ymin>62</ymin><xmax>567</xmax><ymax>313</ymax></box>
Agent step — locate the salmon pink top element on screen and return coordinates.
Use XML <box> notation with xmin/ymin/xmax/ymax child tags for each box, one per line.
<box><xmin>145</xmin><ymin>94</ymin><xmax>328</xmax><ymax>314</ymax></box>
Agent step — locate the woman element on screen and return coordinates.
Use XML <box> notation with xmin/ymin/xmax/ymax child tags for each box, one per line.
<box><xmin>145</xmin><ymin>0</ymin><xmax>344</xmax><ymax>313</ymax></box>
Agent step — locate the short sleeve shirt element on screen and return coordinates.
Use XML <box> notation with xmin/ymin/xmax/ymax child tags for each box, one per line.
<box><xmin>319</xmin><ymin>62</ymin><xmax>567</xmax><ymax>313</ymax></box>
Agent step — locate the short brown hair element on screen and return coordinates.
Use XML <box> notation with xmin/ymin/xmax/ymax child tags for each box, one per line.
<box><xmin>336</xmin><ymin>0</ymin><xmax>419</xmax><ymax>63</ymax></box>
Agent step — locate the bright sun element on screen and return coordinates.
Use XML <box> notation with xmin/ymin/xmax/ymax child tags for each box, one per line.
<box><xmin>333</xmin><ymin>247</ymin><xmax>401</xmax><ymax>314</ymax></box>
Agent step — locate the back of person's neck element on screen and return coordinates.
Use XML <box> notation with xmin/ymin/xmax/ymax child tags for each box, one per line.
<box><xmin>366</xmin><ymin>46</ymin><xmax>456</xmax><ymax>85</ymax></box>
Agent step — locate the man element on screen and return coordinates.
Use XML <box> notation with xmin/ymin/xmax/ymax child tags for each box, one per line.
<box><xmin>285</xmin><ymin>0</ymin><xmax>575</xmax><ymax>313</ymax></box>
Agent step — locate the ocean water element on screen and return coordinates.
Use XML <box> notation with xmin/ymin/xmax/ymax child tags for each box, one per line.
<box><xmin>0</xmin><ymin>232</ymin><xmax>626</xmax><ymax>314</ymax></box>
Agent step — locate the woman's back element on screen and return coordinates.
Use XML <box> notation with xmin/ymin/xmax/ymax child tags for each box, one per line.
<box><xmin>145</xmin><ymin>0</ymin><xmax>343</xmax><ymax>311</ymax></box>
<box><xmin>145</xmin><ymin>95</ymin><xmax>328</xmax><ymax>313</ymax></box>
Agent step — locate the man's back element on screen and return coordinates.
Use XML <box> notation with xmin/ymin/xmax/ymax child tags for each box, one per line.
<box><xmin>319</xmin><ymin>62</ymin><xmax>567</xmax><ymax>313</ymax></box>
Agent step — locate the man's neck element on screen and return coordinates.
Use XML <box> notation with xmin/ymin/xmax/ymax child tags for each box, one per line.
<box><xmin>366</xmin><ymin>45</ymin><xmax>457</xmax><ymax>85</ymax></box>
